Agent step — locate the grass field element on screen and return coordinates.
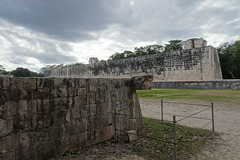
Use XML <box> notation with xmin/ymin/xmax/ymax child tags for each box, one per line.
<box><xmin>131</xmin><ymin>117</ymin><xmax>217</xmax><ymax>160</ymax></box>
<box><xmin>137</xmin><ymin>89</ymin><xmax>240</xmax><ymax>102</ymax></box>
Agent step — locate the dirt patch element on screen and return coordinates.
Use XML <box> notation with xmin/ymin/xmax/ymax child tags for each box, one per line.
<box><xmin>139</xmin><ymin>98</ymin><xmax>240</xmax><ymax>160</ymax></box>
<box><xmin>53</xmin><ymin>139</ymin><xmax>145</xmax><ymax>160</ymax></box>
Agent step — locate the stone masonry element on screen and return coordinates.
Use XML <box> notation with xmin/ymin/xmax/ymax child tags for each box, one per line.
<box><xmin>0</xmin><ymin>75</ymin><xmax>152</xmax><ymax>160</ymax></box>
<box><xmin>44</xmin><ymin>38</ymin><xmax>222</xmax><ymax>81</ymax></box>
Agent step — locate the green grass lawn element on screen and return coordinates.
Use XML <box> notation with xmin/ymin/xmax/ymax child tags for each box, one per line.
<box><xmin>131</xmin><ymin>117</ymin><xmax>217</xmax><ymax>160</ymax></box>
<box><xmin>137</xmin><ymin>88</ymin><xmax>240</xmax><ymax>102</ymax></box>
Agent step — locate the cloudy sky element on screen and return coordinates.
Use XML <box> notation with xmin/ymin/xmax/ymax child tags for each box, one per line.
<box><xmin>0</xmin><ymin>0</ymin><xmax>239</xmax><ymax>72</ymax></box>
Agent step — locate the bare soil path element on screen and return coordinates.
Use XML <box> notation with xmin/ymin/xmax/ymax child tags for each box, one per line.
<box><xmin>140</xmin><ymin>98</ymin><xmax>240</xmax><ymax>160</ymax></box>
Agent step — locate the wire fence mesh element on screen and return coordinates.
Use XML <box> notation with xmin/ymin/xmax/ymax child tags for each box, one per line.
<box><xmin>111</xmin><ymin>99</ymin><xmax>215</xmax><ymax>160</ymax></box>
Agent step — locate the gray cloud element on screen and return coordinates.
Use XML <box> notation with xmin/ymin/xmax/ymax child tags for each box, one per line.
<box><xmin>0</xmin><ymin>0</ymin><xmax>239</xmax><ymax>72</ymax></box>
<box><xmin>0</xmin><ymin>0</ymin><xmax>124</xmax><ymax>41</ymax></box>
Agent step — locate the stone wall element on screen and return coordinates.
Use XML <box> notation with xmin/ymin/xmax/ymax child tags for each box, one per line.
<box><xmin>0</xmin><ymin>76</ymin><xmax>151</xmax><ymax>160</ymax></box>
<box><xmin>44</xmin><ymin>46</ymin><xmax>222</xmax><ymax>81</ymax></box>
<box><xmin>152</xmin><ymin>79</ymin><xmax>240</xmax><ymax>90</ymax></box>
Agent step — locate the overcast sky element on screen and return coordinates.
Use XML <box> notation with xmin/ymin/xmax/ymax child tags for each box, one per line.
<box><xmin>0</xmin><ymin>0</ymin><xmax>239</xmax><ymax>72</ymax></box>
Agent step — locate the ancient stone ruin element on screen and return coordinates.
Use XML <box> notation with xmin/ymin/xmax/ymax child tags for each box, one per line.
<box><xmin>0</xmin><ymin>75</ymin><xmax>152</xmax><ymax>160</ymax></box>
<box><xmin>44</xmin><ymin>38</ymin><xmax>222</xmax><ymax>81</ymax></box>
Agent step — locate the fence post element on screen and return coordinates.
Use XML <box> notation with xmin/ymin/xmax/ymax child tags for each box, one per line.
<box><xmin>173</xmin><ymin>115</ymin><xmax>177</xmax><ymax>160</ymax></box>
<box><xmin>211</xmin><ymin>103</ymin><xmax>215</xmax><ymax>132</ymax></box>
<box><xmin>161</xmin><ymin>99</ymin><xmax>163</xmax><ymax>122</ymax></box>
<box><xmin>114</xmin><ymin>108</ymin><xmax>117</xmax><ymax>141</ymax></box>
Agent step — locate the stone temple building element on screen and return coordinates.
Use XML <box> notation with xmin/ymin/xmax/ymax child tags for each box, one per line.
<box><xmin>44</xmin><ymin>38</ymin><xmax>222</xmax><ymax>81</ymax></box>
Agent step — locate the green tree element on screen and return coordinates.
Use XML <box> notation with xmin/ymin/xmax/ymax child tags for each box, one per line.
<box><xmin>218</xmin><ymin>41</ymin><xmax>240</xmax><ymax>79</ymax></box>
<box><xmin>11</xmin><ymin>67</ymin><xmax>43</xmax><ymax>77</ymax></box>
<box><xmin>123</xmin><ymin>50</ymin><xmax>136</xmax><ymax>58</ymax></box>
<box><xmin>164</xmin><ymin>40</ymin><xmax>183</xmax><ymax>52</ymax></box>
<box><xmin>134</xmin><ymin>44</ymin><xmax>163</xmax><ymax>56</ymax></box>
<box><xmin>11</xmin><ymin>67</ymin><xmax>31</xmax><ymax>77</ymax></box>
<box><xmin>109</xmin><ymin>52</ymin><xmax>125</xmax><ymax>60</ymax></box>
<box><xmin>107</xmin><ymin>40</ymin><xmax>180</xmax><ymax>61</ymax></box>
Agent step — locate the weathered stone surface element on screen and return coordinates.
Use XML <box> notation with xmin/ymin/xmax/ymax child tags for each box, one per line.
<box><xmin>183</xmin><ymin>38</ymin><xmax>207</xmax><ymax>49</ymax></box>
<box><xmin>44</xmin><ymin>40</ymin><xmax>222</xmax><ymax>81</ymax></box>
<box><xmin>0</xmin><ymin>77</ymin><xmax>147</xmax><ymax>160</ymax></box>
<box><xmin>127</xmin><ymin>130</ymin><xmax>138</xmax><ymax>142</ymax></box>
<box><xmin>130</xmin><ymin>75</ymin><xmax>153</xmax><ymax>90</ymax></box>
<box><xmin>152</xmin><ymin>80</ymin><xmax>240</xmax><ymax>90</ymax></box>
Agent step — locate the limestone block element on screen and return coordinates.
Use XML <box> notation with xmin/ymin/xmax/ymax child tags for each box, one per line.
<box><xmin>90</xmin><ymin>115</ymin><xmax>100</xmax><ymax>130</ymax></box>
<box><xmin>51</xmin><ymin>110</ymin><xmax>66</xmax><ymax>126</ymax></box>
<box><xmin>78</xmin><ymin>79</ymin><xmax>87</xmax><ymax>88</ymax></box>
<box><xmin>79</xmin><ymin>118</ymin><xmax>89</xmax><ymax>132</ymax></box>
<box><xmin>8</xmin><ymin>78</ymin><xmax>36</xmax><ymax>90</ymax></box>
<box><xmin>36</xmin><ymin>99</ymin><xmax>54</xmax><ymax>114</ymax></box>
<box><xmin>66</xmin><ymin>110</ymin><xmax>70</xmax><ymax>122</ymax></box>
<box><xmin>35</xmin><ymin>89</ymin><xmax>49</xmax><ymax>99</ymax></box>
<box><xmin>127</xmin><ymin>130</ymin><xmax>138</xmax><ymax>142</ymax></box>
<box><xmin>98</xmin><ymin>89</ymin><xmax>107</xmax><ymax>103</ymax></box>
<box><xmin>77</xmin><ymin>88</ymin><xmax>86</xmax><ymax>96</ymax></box>
<box><xmin>37</xmin><ymin>78</ymin><xmax>54</xmax><ymax>88</ymax></box>
<box><xmin>0</xmin><ymin>117</ymin><xmax>13</xmax><ymax>137</ymax></box>
<box><xmin>69</xmin><ymin>135</ymin><xmax>80</xmax><ymax>149</ymax></box>
<box><xmin>110</xmin><ymin>91</ymin><xmax>117</xmax><ymax>102</ymax></box>
<box><xmin>53</xmin><ymin>97</ymin><xmax>68</xmax><ymax>110</ymax></box>
<box><xmin>4</xmin><ymin>90</ymin><xmax>21</xmax><ymax>101</ymax></box>
<box><xmin>41</xmin><ymin>141</ymin><xmax>56</xmax><ymax>159</ymax></box>
<box><xmin>12</xmin><ymin>115</ymin><xmax>25</xmax><ymax>131</ymax></box>
<box><xmin>79</xmin><ymin>131</ymin><xmax>90</xmax><ymax>146</ymax></box>
<box><xmin>97</xmin><ymin>78</ymin><xmax>109</xmax><ymax>88</ymax></box>
<box><xmin>36</xmin><ymin>113</ymin><xmax>52</xmax><ymax>129</ymax></box>
<box><xmin>90</xmin><ymin>104</ymin><xmax>97</xmax><ymax>116</ymax></box>
<box><xmin>0</xmin><ymin>151</ymin><xmax>15</xmax><ymax>160</ymax></box>
<box><xmin>24</xmin><ymin>115</ymin><xmax>37</xmax><ymax>130</ymax></box>
<box><xmin>89</xmin><ymin>57</ymin><xmax>99</xmax><ymax>65</ymax></box>
<box><xmin>18</xmin><ymin>100</ymin><xmax>28</xmax><ymax>115</ymax></box>
<box><xmin>53</xmin><ymin>78</ymin><xmax>65</xmax><ymax>88</ymax></box>
<box><xmin>35</xmin><ymin>129</ymin><xmax>50</xmax><ymax>142</ymax></box>
<box><xmin>73</xmin><ymin>96</ymin><xmax>81</xmax><ymax>107</ymax></box>
<box><xmin>3</xmin><ymin>133</ymin><xmax>20</xmax><ymax>152</ymax></box>
<box><xmin>0</xmin><ymin>77</ymin><xmax>10</xmax><ymax>90</ymax></box>
<box><xmin>88</xmin><ymin>79</ymin><xmax>98</xmax><ymax>92</ymax></box>
<box><xmin>15</xmin><ymin>146</ymin><xmax>36</xmax><ymax>160</ymax></box>
<box><xmin>50</xmin><ymin>125</ymin><xmax>61</xmax><ymax>140</ymax></box>
<box><xmin>80</xmin><ymin>106</ymin><xmax>89</xmax><ymax>117</ymax></box>
<box><xmin>67</xmin><ymin>88</ymin><xmax>76</xmax><ymax>97</ymax></box>
<box><xmin>100</xmin><ymin>114</ymin><xmax>112</xmax><ymax>128</ymax></box>
<box><xmin>20</xmin><ymin>90</ymin><xmax>34</xmax><ymax>100</ymax></box>
<box><xmin>99</xmin><ymin>103</ymin><xmax>108</xmax><ymax>114</ymax></box>
<box><xmin>70</xmin><ymin>107</ymin><xmax>81</xmax><ymax>121</ymax></box>
<box><xmin>4</xmin><ymin>101</ymin><xmax>17</xmax><ymax>116</ymax></box>
<box><xmin>57</xmin><ymin>88</ymin><xmax>68</xmax><ymax>98</ymax></box>
<box><xmin>130</xmin><ymin>75</ymin><xmax>153</xmax><ymax>90</ymax></box>
<box><xmin>54</xmin><ymin>136</ymin><xmax>69</xmax><ymax>156</ymax></box>
<box><xmin>89</xmin><ymin>93</ymin><xmax>96</xmax><ymax>104</ymax></box>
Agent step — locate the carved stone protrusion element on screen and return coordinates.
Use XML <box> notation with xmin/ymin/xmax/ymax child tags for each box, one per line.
<box><xmin>89</xmin><ymin>57</ymin><xmax>99</xmax><ymax>65</ymax></box>
<box><xmin>183</xmin><ymin>38</ymin><xmax>207</xmax><ymax>49</ymax></box>
<box><xmin>130</xmin><ymin>75</ymin><xmax>153</xmax><ymax>90</ymax></box>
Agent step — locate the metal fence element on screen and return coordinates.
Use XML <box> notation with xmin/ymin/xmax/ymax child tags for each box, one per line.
<box><xmin>111</xmin><ymin>99</ymin><xmax>215</xmax><ymax>160</ymax></box>
<box><xmin>161</xmin><ymin>99</ymin><xmax>215</xmax><ymax>160</ymax></box>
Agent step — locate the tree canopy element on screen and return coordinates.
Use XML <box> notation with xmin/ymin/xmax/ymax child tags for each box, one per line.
<box><xmin>164</xmin><ymin>40</ymin><xmax>183</xmax><ymax>52</ymax></box>
<box><xmin>218</xmin><ymin>41</ymin><xmax>240</xmax><ymax>79</ymax></box>
<box><xmin>10</xmin><ymin>67</ymin><xmax>43</xmax><ymax>77</ymax></box>
<box><xmin>108</xmin><ymin>40</ymin><xmax>182</xmax><ymax>61</ymax></box>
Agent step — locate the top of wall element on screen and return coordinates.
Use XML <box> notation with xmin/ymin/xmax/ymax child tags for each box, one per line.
<box><xmin>44</xmin><ymin>38</ymin><xmax>223</xmax><ymax>81</ymax></box>
<box><xmin>183</xmin><ymin>38</ymin><xmax>207</xmax><ymax>49</ymax></box>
